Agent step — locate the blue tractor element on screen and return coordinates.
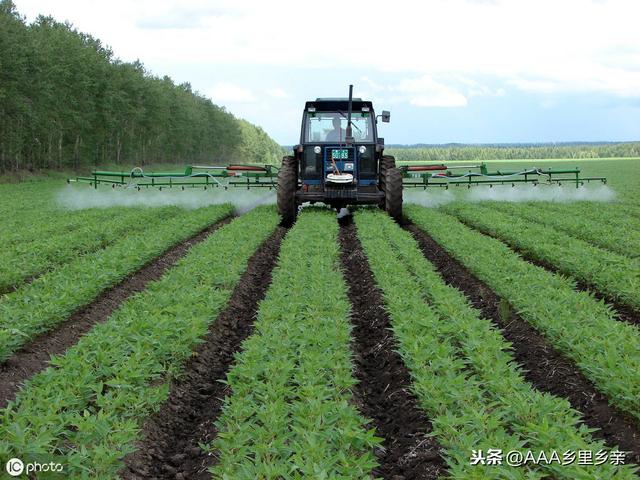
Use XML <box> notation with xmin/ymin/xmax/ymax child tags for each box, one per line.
<box><xmin>277</xmin><ymin>85</ymin><xmax>402</xmax><ymax>224</ymax></box>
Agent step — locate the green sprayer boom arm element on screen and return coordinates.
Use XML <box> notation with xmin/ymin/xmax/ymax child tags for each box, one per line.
<box><xmin>400</xmin><ymin>162</ymin><xmax>606</xmax><ymax>188</ymax></box>
<box><xmin>68</xmin><ymin>164</ymin><xmax>279</xmax><ymax>190</ymax></box>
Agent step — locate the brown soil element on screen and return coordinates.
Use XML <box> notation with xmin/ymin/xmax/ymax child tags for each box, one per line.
<box><xmin>339</xmin><ymin>220</ymin><xmax>446</xmax><ymax>480</ymax></box>
<box><xmin>455</xmin><ymin>216</ymin><xmax>640</xmax><ymax>326</ymax></box>
<box><xmin>0</xmin><ymin>216</ymin><xmax>232</xmax><ymax>409</ymax></box>
<box><xmin>120</xmin><ymin>227</ymin><xmax>286</xmax><ymax>480</ymax></box>
<box><xmin>405</xmin><ymin>222</ymin><xmax>640</xmax><ymax>465</ymax></box>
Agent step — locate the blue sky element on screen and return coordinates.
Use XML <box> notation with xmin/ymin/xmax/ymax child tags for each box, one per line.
<box><xmin>14</xmin><ymin>0</ymin><xmax>640</xmax><ymax>145</ymax></box>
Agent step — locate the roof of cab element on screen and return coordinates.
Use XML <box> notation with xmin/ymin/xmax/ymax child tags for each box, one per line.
<box><xmin>305</xmin><ymin>98</ymin><xmax>373</xmax><ymax>111</ymax></box>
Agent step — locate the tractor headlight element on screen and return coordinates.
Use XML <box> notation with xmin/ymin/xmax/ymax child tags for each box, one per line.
<box><xmin>314</xmin><ymin>146</ymin><xmax>321</xmax><ymax>154</ymax></box>
<box><xmin>359</xmin><ymin>146</ymin><xmax>367</xmax><ymax>154</ymax></box>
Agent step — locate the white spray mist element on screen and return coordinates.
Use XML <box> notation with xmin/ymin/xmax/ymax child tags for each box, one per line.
<box><xmin>404</xmin><ymin>183</ymin><xmax>617</xmax><ymax>207</ymax></box>
<box><xmin>404</xmin><ymin>189</ymin><xmax>457</xmax><ymax>208</ymax></box>
<box><xmin>57</xmin><ymin>185</ymin><xmax>275</xmax><ymax>215</ymax></box>
<box><xmin>464</xmin><ymin>184</ymin><xmax>617</xmax><ymax>203</ymax></box>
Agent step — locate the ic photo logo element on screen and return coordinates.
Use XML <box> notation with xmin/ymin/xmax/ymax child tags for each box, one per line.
<box><xmin>5</xmin><ymin>458</ymin><xmax>64</xmax><ymax>476</ymax></box>
<box><xmin>5</xmin><ymin>458</ymin><xmax>23</xmax><ymax>476</ymax></box>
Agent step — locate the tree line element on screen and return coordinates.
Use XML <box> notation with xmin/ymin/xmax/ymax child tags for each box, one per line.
<box><xmin>0</xmin><ymin>1</ymin><xmax>284</xmax><ymax>173</ymax></box>
<box><xmin>386</xmin><ymin>142</ymin><xmax>640</xmax><ymax>162</ymax></box>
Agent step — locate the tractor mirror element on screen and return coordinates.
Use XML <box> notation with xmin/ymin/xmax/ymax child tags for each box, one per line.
<box><xmin>381</xmin><ymin>111</ymin><xmax>391</xmax><ymax>123</ymax></box>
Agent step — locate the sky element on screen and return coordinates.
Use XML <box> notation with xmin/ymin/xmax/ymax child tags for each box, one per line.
<box><xmin>13</xmin><ymin>0</ymin><xmax>640</xmax><ymax>145</ymax></box>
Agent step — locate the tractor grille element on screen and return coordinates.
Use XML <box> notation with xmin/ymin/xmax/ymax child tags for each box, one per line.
<box><xmin>325</xmin><ymin>186</ymin><xmax>357</xmax><ymax>199</ymax></box>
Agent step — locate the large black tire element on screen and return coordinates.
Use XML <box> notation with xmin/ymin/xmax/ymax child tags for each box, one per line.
<box><xmin>378</xmin><ymin>155</ymin><xmax>396</xmax><ymax>208</ymax></box>
<box><xmin>385</xmin><ymin>167</ymin><xmax>403</xmax><ymax>223</ymax></box>
<box><xmin>277</xmin><ymin>155</ymin><xmax>297</xmax><ymax>225</ymax></box>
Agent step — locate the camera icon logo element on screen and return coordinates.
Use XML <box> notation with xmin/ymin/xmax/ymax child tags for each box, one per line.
<box><xmin>6</xmin><ymin>458</ymin><xmax>24</xmax><ymax>476</ymax></box>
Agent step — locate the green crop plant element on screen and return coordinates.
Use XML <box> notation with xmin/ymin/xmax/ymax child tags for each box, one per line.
<box><xmin>209</xmin><ymin>210</ymin><xmax>381</xmax><ymax>479</ymax></box>
<box><xmin>490</xmin><ymin>201</ymin><xmax>640</xmax><ymax>258</ymax></box>
<box><xmin>405</xmin><ymin>204</ymin><xmax>640</xmax><ymax>423</ymax></box>
<box><xmin>0</xmin><ymin>206</ymin><xmax>278</xmax><ymax>478</ymax></box>
<box><xmin>356</xmin><ymin>209</ymin><xmax>637</xmax><ymax>479</ymax></box>
<box><xmin>0</xmin><ymin>204</ymin><xmax>232</xmax><ymax>361</ymax></box>
<box><xmin>556</xmin><ymin>202</ymin><xmax>640</xmax><ymax>229</ymax></box>
<box><xmin>441</xmin><ymin>202</ymin><xmax>640</xmax><ymax>311</ymax></box>
<box><xmin>0</xmin><ymin>206</ymin><xmax>181</xmax><ymax>293</ymax></box>
<box><xmin>0</xmin><ymin>206</ymin><xmax>137</xmax><ymax>248</ymax></box>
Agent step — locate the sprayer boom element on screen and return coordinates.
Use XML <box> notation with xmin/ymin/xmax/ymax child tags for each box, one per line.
<box><xmin>68</xmin><ymin>164</ymin><xmax>278</xmax><ymax>190</ymax></box>
<box><xmin>401</xmin><ymin>162</ymin><xmax>606</xmax><ymax>189</ymax></box>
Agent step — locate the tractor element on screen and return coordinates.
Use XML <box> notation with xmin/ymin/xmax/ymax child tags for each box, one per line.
<box><xmin>277</xmin><ymin>85</ymin><xmax>402</xmax><ymax>224</ymax></box>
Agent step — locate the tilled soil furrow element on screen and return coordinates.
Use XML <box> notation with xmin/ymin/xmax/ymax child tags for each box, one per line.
<box><xmin>339</xmin><ymin>220</ymin><xmax>446</xmax><ymax>480</ymax></box>
<box><xmin>0</xmin><ymin>216</ymin><xmax>232</xmax><ymax>408</ymax></box>
<box><xmin>405</xmin><ymin>222</ymin><xmax>640</xmax><ymax>465</ymax></box>
<box><xmin>121</xmin><ymin>226</ymin><xmax>286</xmax><ymax>480</ymax></box>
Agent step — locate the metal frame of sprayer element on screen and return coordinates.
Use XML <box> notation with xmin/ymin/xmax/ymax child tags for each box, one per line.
<box><xmin>68</xmin><ymin>165</ymin><xmax>279</xmax><ymax>190</ymax></box>
<box><xmin>400</xmin><ymin>162</ymin><xmax>607</xmax><ymax>189</ymax></box>
<box><xmin>68</xmin><ymin>161</ymin><xmax>607</xmax><ymax>191</ymax></box>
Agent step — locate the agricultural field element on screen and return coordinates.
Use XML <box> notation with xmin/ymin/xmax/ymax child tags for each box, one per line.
<box><xmin>0</xmin><ymin>158</ymin><xmax>639</xmax><ymax>479</ymax></box>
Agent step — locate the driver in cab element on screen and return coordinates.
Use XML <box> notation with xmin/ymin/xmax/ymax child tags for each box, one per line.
<box><xmin>325</xmin><ymin>116</ymin><xmax>345</xmax><ymax>143</ymax></box>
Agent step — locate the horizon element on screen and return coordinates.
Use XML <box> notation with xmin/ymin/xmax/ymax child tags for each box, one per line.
<box><xmin>12</xmin><ymin>0</ymin><xmax>640</xmax><ymax>145</ymax></box>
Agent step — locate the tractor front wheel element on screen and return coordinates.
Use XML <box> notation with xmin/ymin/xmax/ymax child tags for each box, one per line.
<box><xmin>277</xmin><ymin>155</ymin><xmax>298</xmax><ymax>226</ymax></box>
<box><xmin>385</xmin><ymin>166</ymin><xmax>403</xmax><ymax>223</ymax></box>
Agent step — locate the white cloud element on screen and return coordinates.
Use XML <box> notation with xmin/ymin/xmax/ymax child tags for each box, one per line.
<box><xmin>360</xmin><ymin>75</ymin><xmax>470</xmax><ymax>107</ymax></box>
<box><xmin>395</xmin><ymin>76</ymin><xmax>468</xmax><ymax>107</ymax></box>
<box><xmin>208</xmin><ymin>82</ymin><xmax>255</xmax><ymax>103</ymax></box>
<box><xmin>13</xmin><ymin>0</ymin><xmax>640</xmax><ymax>99</ymax></box>
<box><xmin>266</xmin><ymin>88</ymin><xmax>289</xmax><ymax>99</ymax></box>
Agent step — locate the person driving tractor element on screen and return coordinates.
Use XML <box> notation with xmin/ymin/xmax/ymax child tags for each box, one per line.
<box><xmin>325</xmin><ymin>116</ymin><xmax>345</xmax><ymax>142</ymax></box>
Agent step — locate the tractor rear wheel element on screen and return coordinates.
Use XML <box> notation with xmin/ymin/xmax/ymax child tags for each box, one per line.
<box><xmin>277</xmin><ymin>155</ymin><xmax>298</xmax><ymax>226</ymax></box>
<box><xmin>378</xmin><ymin>155</ymin><xmax>396</xmax><ymax>209</ymax></box>
<box><xmin>385</xmin><ymin>167</ymin><xmax>403</xmax><ymax>223</ymax></box>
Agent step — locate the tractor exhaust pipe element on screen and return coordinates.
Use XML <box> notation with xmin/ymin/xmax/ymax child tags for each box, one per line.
<box><xmin>346</xmin><ymin>84</ymin><xmax>354</xmax><ymax>144</ymax></box>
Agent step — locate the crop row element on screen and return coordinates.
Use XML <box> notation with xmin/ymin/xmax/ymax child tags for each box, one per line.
<box><xmin>209</xmin><ymin>210</ymin><xmax>380</xmax><ymax>478</ymax></box>
<box><xmin>621</xmin><ymin>202</ymin><xmax>640</xmax><ymax>216</ymax></box>
<box><xmin>527</xmin><ymin>201</ymin><xmax>640</xmax><ymax>236</ymax></box>
<box><xmin>490</xmin><ymin>201</ymin><xmax>640</xmax><ymax>259</ymax></box>
<box><xmin>405</xmin><ymin>204</ymin><xmax>640</xmax><ymax>422</ymax></box>
<box><xmin>0</xmin><ymin>204</ymin><xmax>232</xmax><ymax>361</ymax></box>
<box><xmin>355</xmin><ymin>210</ymin><xmax>636</xmax><ymax>479</ymax></box>
<box><xmin>0</xmin><ymin>206</ymin><xmax>139</xmax><ymax>248</ymax></box>
<box><xmin>441</xmin><ymin>202</ymin><xmax>640</xmax><ymax>311</ymax></box>
<box><xmin>0</xmin><ymin>206</ymin><xmax>279</xmax><ymax>478</ymax></box>
<box><xmin>0</xmin><ymin>181</ymin><xmax>54</xmax><ymax>215</ymax></box>
<box><xmin>0</xmin><ymin>206</ymin><xmax>182</xmax><ymax>293</ymax></box>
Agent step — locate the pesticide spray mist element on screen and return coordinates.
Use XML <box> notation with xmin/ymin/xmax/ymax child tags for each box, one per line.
<box><xmin>404</xmin><ymin>183</ymin><xmax>617</xmax><ymax>207</ymax></box>
<box><xmin>57</xmin><ymin>185</ymin><xmax>275</xmax><ymax>214</ymax></box>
